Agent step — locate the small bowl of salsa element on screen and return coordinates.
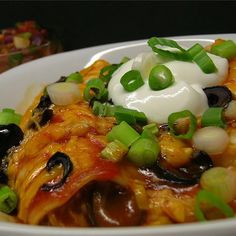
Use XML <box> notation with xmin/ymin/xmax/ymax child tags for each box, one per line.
<box><xmin>0</xmin><ymin>20</ymin><xmax>62</xmax><ymax>73</ymax></box>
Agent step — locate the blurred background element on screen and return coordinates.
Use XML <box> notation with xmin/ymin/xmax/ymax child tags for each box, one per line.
<box><xmin>0</xmin><ymin>1</ymin><xmax>235</xmax><ymax>52</ymax></box>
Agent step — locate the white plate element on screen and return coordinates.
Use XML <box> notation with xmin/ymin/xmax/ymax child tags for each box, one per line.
<box><xmin>0</xmin><ymin>34</ymin><xmax>236</xmax><ymax>236</ymax></box>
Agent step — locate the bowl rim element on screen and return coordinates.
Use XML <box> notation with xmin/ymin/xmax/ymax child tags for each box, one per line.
<box><xmin>0</xmin><ymin>218</ymin><xmax>235</xmax><ymax>235</ymax></box>
<box><xmin>0</xmin><ymin>33</ymin><xmax>236</xmax><ymax>235</ymax></box>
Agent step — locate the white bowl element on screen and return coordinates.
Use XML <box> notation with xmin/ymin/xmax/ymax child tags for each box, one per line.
<box><xmin>0</xmin><ymin>34</ymin><xmax>235</xmax><ymax>236</ymax></box>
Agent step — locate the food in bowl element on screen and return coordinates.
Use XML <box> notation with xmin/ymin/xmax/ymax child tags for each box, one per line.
<box><xmin>0</xmin><ymin>37</ymin><xmax>236</xmax><ymax>227</ymax></box>
<box><xmin>0</xmin><ymin>20</ymin><xmax>62</xmax><ymax>73</ymax></box>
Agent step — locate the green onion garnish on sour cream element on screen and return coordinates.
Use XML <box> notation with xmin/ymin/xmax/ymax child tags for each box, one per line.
<box><xmin>120</xmin><ymin>38</ymin><xmax>219</xmax><ymax>93</ymax></box>
<box><xmin>148</xmin><ymin>37</ymin><xmax>217</xmax><ymax>74</ymax></box>
<box><xmin>148</xmin><ymin>64</ymin><xmax>174</xmax><ymax>90</ymax></box>
<box><xmin>108</xmin><ymin>37</ymin><xmax>229</xmax><ymax>124</ymax></box>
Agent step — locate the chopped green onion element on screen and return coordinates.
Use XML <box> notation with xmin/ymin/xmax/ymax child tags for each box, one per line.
<box><xmin>99</xmin><ymin>59</ymin><xmax>129</xmax><ymax>84</ymax></box>
<box><xmin>92</xmin><ymin>101</ymin><xmax>147</xmax><ymax>125</ymax></box>
<box><xmin>47</xmin><ymin>82</ymin><xmax>81</xmax><ymax>106</ymax></box>
<box><xmin>120</xmin><ymin>70</ymin><xmax>144</xmax><ymax>92</ymax></box>
<box><xmin>194</xmin><ymin>190</ymin><xmax>234</xmax><ymax>221</ymax></box>
<box><xmin>107</xmin><ymin>121</ymin><xmax>140</xmax><ymax>147</ymax></box>
<box><xmin>141</xmin><ymin>123</ymin><xmax>159</xmax><ymax>139</ymax></box>
<box><xmin>0</xmin><ymin>186</ymin><xmax>18</xmax><ymax>214</ymax></box>
<box><xmin>148</xmin><ymin>37</ymin><xmax>185</xmax><ymax>52</ymax></box>
<box><xmin>188</xmin><ymin>43</ymin><xmax>217</xmax><ymax>74</ymax></box>
<box><xmin>141</xmin><ymin>129</ymin><xmax>155</xmax><ymax>140</ymax></box>
<box><xmin>83</xmin><ymin>78</ymin><xmax>107</xmax><ymax>102</ymax></box>
<box><xmin>148</xmin><ymin>37</ymin><xmax>218</xmax><ymax>74</ymax></box>
<box><xmin>193</xmin><ymin>126</ymin><xmax>229</xmax><ymax>155</ymax></box>
<box><xmin>127</xmin><ymin>138</ymin><xmax>160</xmax><ymax>167</ymax></box>
<box><xmin>148</xmin><ymin>37</ymin><xmax>192</xmax><ymax>61</ymax></box>
<box><xmin>211</xmin><ymin>40</ymin><xmax>236</xmax><ymax>59</ymax></box>
<box><xmin>0</xmin><ymin>108</ymin><xmax>22</xmax><ymax>125</ymax></box>
<box><xmin>201</xmin><ymin>107</ymin><xmax>226</xmax><ymax>128</ymax></box>
<box><xmin>66</xmin><ymin>72</ymin><xmax>83</xmax><ymax>83</ymax></box>
<box><xmin>200</xmin><ymin>167</ymin><xmax>236</xmax><ymax>203</ymax></box>
<box><xmin>101</xmin><ymin>139</ymin><xmax>128</xmax><ymax>162</ymax></box>
<box><xmin>115</xmin><ymin>109</ymin><xmax>136</xmax><ymax>124</ymax></box>
<box><xmin>2</xmin><ymin>108</ymin><xmax>15</xmax><ymax>113</ymax></box>
<box><xmin>143</xmin><ymin>123</ymin><xmax>159</xmax><ymax>135</ymax></box>
<box><xmin>92</xmin><ymin>101</ymin><xmax>105</xmax><ymax>116</ymax></box>
<box><xmin>168</xmin><ymin>110</ymin><xmax>197</xmax><ymax>139</ymax></box>
<box><xmin>99</xmin><ymin>88</ymin><xmax>109</xmax><ymax>102</ymax></box>
<box><xmin>114</xmin><ymin>106</ymin><xmax>147</xmax><ymax>125</ymax></box>
<box><xmin>148</xmin><ymin>65</ymin><xmax>174</xmax><ymax>90</ymax></box>
<box><xmin>105</xmin><ymin>105</ymin><xmax>117</xmax><ymax>117</ymax></box>
<box><xmin>120</xmin><ymin>56</ymin><xmax>130</xmax><ymax>64</ymax></box>
<box><xmin>99</xmin><ymin>64</ymin><xmax>120</xmax><ymax>84</ymax></box>
<box><xmin>92</xmin><ymin>101</ymin><xmax>116</xmax><ymax>117</ymax></box>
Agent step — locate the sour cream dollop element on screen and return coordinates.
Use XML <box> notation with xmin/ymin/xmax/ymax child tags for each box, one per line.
<box><xmin>108</xmin><ymin>51</ymin><xmax>228</xmax><ymax>124</ymax></box>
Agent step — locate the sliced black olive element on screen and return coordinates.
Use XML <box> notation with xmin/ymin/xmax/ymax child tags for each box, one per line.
<box><xmin>39</xmin><ymin>109</ymin><xmax>53</xmax><ymax>126</ymax></box>
<box><xmin>35</xmin><ymin>77</ymin><xmax>68</xmax><ymax>111</ymax></box>
<box><xmin>28</xmin><ymin>108</ymin><xmax>54</xmax><ymax>130</ymax></box>
<box><xmin>35</xmin><ymin>77</ymin><xmax>65</xmax><ymax>112</ymax></box>
<box><xmin>41</xmin><ymin>152</ymin><xmax>73</xmax><ymax>191</ymax></box>
<box><xmin>56</xmin><ymin>76</ymin><xmax>67</xmax><ymax>83</ymax></box>
<box><xmin>150</xmin><ymin>159</ymin><xmax>197</xmax><ymax>185</ymax></box>
<box><xmin>0</xmin><ymin>124</ymin><xmax>24</xmax><ymax>158</ymax></box>
<box><xmin>179</xmin><ymin>150</ymin><xmax>213</xmax><ymax>177</ymax></box>
<box><xmin>90</xmin><ymin>181</ymin><xmax>144</xmax><ymax>227</ymax></box>
<box><xmin>203</xmin><ymin>86</ymin><xmax>232</xmax><ymax>108</ymax></box>
<box><xmin>144</xmin><ymin>150</ymin><xmax>213</xmax><ymax>186</ymax></box>
<box><xmin>35</xmin><ymin>94</ymin><xmax>52</xmax><ymax>111</ymax></box>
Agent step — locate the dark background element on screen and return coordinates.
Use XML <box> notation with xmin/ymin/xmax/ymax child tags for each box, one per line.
<box><xmin>1</xmin><ymin>1</ymin><xmax>236</xmax><ymax>51</ymax></box>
